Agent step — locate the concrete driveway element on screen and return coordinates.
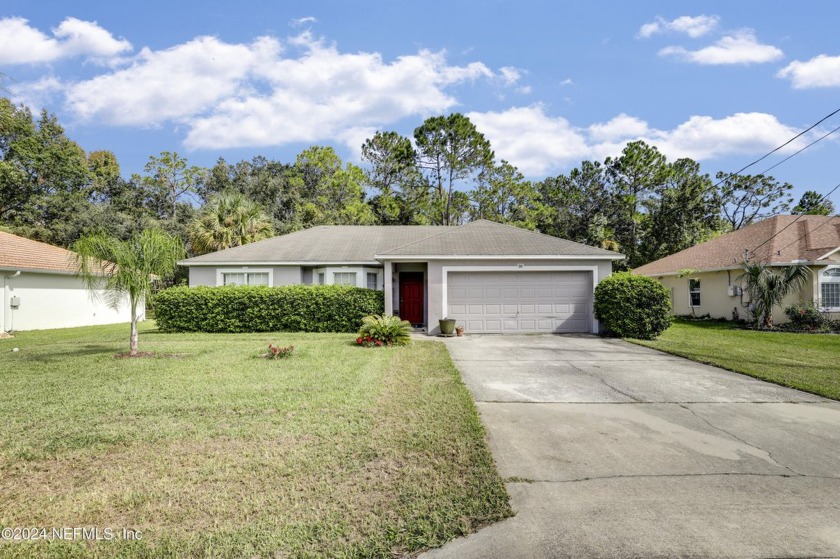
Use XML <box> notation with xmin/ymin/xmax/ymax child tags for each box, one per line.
<box><xmin>421</xmin><ymin>334</ymin><xmax>840</xmax><ymax>559</ymax></box>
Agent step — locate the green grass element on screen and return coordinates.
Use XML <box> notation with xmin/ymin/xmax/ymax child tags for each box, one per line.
<box><xmin>629</xmin><ymin>319</ymin><xmax>840</xmax><ymax>400</ymax></box>
<box><xmin>0</xmin><ymin>322</ymin><xmax>512</xmax><ymax>558</ymax></box>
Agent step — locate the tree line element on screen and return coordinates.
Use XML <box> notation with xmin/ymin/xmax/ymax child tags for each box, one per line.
<box><xmin>1</xmin><ymin>97</ymin><xmax>834</xmax><ymax>270</ymax></box>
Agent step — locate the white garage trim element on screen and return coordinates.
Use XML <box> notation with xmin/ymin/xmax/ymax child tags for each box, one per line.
<box><xmin>441</xmin><ymin>265</ymin><xmax>600</xmax><ymax>334</ymax></box>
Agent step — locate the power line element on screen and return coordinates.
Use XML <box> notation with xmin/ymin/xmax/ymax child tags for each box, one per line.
<box><xmin>713</xmin><ymin>106</ymin><xmax>840</xmax><ymax>190</ymax></box>
<box><xmin>773</xmin><ymin>213</ymin><xmax>840</xmax><ymax>258</ymax></box>
<box><xmin>748</xmin><ymin>180</ymin><xmax>840</xmax><ymax>257</ymax></box>
<box><xmin>755</xmin><ymin>123</ymin><xmax>840</xmax><ymax>177</ymax></box>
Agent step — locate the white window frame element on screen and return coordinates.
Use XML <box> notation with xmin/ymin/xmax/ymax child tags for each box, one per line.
<box><xmin>689</xmin><ymin>279</ymin><xmax>701</xmax><ymax>308</ymax></box>
<box><xmin>333</xmin><ymin>272</ymin><xmax>358</xmax><ymax>287</ymax></box>
<box><xmin>317</xmin><ymin>272</ymin><xmax>325</xmax><ymax>285</ymax></box>
<box><xmin>819</xmin><ymin>266</ymin><xmax>840</xmax><ymax>311</ymax></box>
<box><xmin>217</xmin><ymin>268</ymin><xmax>273</xmax><ymax>287</ymax></box>
<box><xmin>311</xmin><ymin>267</ymin><xmax>382</xmax><ymax>290</ymax></box>
<box><xmin>366</xmin><ymin>272</ymin><xmax>379</xmax><ymax>290</ymax></box>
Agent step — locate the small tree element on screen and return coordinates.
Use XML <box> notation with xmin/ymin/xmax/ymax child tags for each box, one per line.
<box><xmin>594</xmin><ymin>273</ymin><xmax>672</xmax><ymax>339</ymax></box>
<box><xmin>74</xmin><ymin>229</ymin><xmax>185</xmax><ymax>355</ymax></box>
<box><xmin>738</xmin><ymin>261</ymin><xmax>811</xmax><ymax>329</ymax></box>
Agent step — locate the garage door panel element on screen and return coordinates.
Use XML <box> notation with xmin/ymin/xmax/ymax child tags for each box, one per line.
<box><xmin>450</xmin><ymin>287</ymin><xmax>467</xmax><ymax>298</ymax></box>
<box><xmin>448</xmin><ymin>271</ymin><xmax>592</xmax><ymax>333</ymax></box>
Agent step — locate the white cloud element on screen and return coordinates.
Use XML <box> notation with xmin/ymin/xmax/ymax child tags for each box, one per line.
<box><xmin>588</xmin><ymin>114</ymin><xmax>650</xmax><ymax>142</ymax></box>
<box><xmin>778</xmin><ymin>54</ymin><xmax>840</xmax><ymax>88</ymax></box>
<box><xmin>184</xmin><ymin>36</ymin><xmax>496</xmax><ymax>149</ymax></box>
<box><xmin>498</xmin><ymin>66</ymin><xmax>521</xmax><ymax>86</ymax></box>
<box><xmin>290</xmin><ymin>16</ymin><xmax>317</xmax><ymax>27</ymax></box>
<box><xmin>9</xmin><ymin>76</ymin><xmax>65</xmax><ymax>110</ymax></box>
<box><xmin>659</xmin><ymin>30</ymin><xmax>783</xmax><ymax>65</ymax></box>
<box><xmin>467</xmin><ymin>105</ymin><xmax>591</xmax><ymax>175</ymax></box>
<box><xmin>57</xmin><ymin>30</ymin><xmax>506</xmax><ymax>150</ymax></box>
<box><xmin>65</xmin><ymin>35</ymin><xmax>281</xmax><ymax>126</ymax></box>
<box><xmin>639</xmin><ymin>112</ymin><xmax>802</xmax><ymax>161</ymax></box>
<box><xmin>638</xmin><ymin>15</ymin><xmax>719</xmax><ymax>38</ymax></box>
<box><xmin>466</xmin><ymin>106</ymin><xmax>805</xmax><ymax>176</ymax></box>
<box><xmin>0</xmin><ymin>16</ymin><xmax>131</xmax><ymax>65</ymax></box>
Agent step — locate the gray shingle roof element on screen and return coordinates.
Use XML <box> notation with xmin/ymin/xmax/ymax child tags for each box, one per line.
<box><xmin>378</xmin><ymin>220</ymin><xmax>624</xmax><ymax>258</ymax></box>
<box><xmin>180</xmin><ymin>220</ymin><xmax>624</xmax><ymax>265</ymax></box>
<box><xmin>181</xmin><ymin>225</ymin><xmax>446</xmax><ymax>264</ymax></box>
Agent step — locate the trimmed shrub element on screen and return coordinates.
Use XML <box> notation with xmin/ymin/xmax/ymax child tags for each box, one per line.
<box><xmin>154</xmin><ymin>285</ymin><xmax>384</xmax><ymax>333</ymax></box>
<box><xmin>594</xmin><ymin>272</ymin><xmax>672</xmax><ymax>340</ymax></box>
<box><xmin>357</xmin><ymin>315</ymin><xmax>413</xmax><ymax>346</ymax></box>
<box><xmin>784</xmin><ymin>301</ymin><xmax>829</xmax><ymax>331</ymax></box>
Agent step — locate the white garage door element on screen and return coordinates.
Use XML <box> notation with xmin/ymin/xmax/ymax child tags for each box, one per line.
<box><xmin>447</xmin><ymin>271</ymin><xmax>592</xmax><ymax>333</ymax></box>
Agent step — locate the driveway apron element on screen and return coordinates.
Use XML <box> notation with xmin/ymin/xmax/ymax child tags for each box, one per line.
<box><xmin>420</xmin><ymin>334</ymin><xmax>840</xmax><ymax>559</ymax></box>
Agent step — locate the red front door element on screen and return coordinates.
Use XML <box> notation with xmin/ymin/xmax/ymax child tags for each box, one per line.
<box><xmin>399</xmin><ymin>272</ymin><xmax>425</xmax><ymax>325</ymax></box>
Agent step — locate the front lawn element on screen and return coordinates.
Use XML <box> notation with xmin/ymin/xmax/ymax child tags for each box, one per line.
<box><xmin>0</xmin><ymin>323</ymin><xmax>511</xmax><ymax>558</ymax></box>
<box><xmin>629</xmin><ymin>319</ymin><xmax>840</xmax><ymax>400</ymax></box>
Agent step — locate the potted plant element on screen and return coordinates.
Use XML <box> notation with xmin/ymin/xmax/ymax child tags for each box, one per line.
<box><xmin>455</xmin><ymin>325</ymin><xmax>464</xmax><ymax>337</ymax></box>
<box><xmin>439</xmin><ymin>317</ymin><xmax>456</xmax><ymax>335</ymax></box>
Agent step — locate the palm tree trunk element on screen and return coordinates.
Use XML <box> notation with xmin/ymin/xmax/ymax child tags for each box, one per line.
<box><xmin>763</xmin><ymin>314</ymin><xmax>773</xmax><ymax>329</ymax></box>
<box><xmin>129</xmin><ymin>299</ymin><xmax>139</xmax><ymax>356</ymax></box>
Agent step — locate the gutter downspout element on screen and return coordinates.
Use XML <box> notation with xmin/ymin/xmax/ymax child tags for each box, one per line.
<box><xmin>2</xmin><ymin>271</ymin><xmax>21</xmax><ymax>333</ymax></box>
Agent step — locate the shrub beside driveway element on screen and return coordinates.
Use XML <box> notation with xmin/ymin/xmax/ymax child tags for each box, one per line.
<box><xmin>629</xmin><ymin>319</ymin><xmax>840</xmax><ymax>400</ymax></box>
<box><xmin>0</xmin><ymin>322</ymin><xmax>511</xmax><ymax>558</ymax></box>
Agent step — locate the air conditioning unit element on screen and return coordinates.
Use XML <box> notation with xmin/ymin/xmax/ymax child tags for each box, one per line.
<box><xmin>727</xmin><ymin>286</ymin><xmax>742</xmax><ymax>297</ymax></box>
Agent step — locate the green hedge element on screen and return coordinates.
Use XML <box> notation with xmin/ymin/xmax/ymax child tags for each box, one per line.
<box><xmin>594</xmin><ymin>272</ymin><xmax>672</xmax><ymax>340</ymax></box>
<box><xmin>153</xmin><ymin>285</ymin><xmax>384</xmax><ymax>333</ymax></box>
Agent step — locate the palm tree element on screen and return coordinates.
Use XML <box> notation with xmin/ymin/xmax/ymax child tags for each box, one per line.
<box><xmin>189</xmin><ymin>192</ymin><xmax>275</xmax><ymax>255</ymax></box>
<box><xmin>738</xmin><ymin>261</ymin><xmax>811</xmax><ymax>328</ymax></box>
<box><xmin>74</xmin><ymin>229</ymin><xmax>185</xmax><ymax>356</ymax></box>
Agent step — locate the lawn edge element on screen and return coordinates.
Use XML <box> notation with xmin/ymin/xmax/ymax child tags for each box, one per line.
<box><xmin>624</xmin><ymin>337</ymin><xmax>836</xmax><ymax>401</ymax></box>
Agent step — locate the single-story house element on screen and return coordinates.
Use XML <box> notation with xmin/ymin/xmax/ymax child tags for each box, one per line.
<box><xmin>179</xmin><ymin>219</ymin><xmax>624</xmax><ymax>335</ymax></box>
<box><xmin>0</xmin><ymin>231</ymin><xmax>136</xmax><ymax>332</ymax></box>
<box><xmin>633</xmin><ymin>215</ymin><xmax>840</xmax><ymax>323</ymax></box>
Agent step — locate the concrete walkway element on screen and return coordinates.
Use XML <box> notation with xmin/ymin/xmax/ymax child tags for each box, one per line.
<box><xmin>421</xmin><ymin>334</ymin><xmax>840</xmax><ymax>559</ymax></box>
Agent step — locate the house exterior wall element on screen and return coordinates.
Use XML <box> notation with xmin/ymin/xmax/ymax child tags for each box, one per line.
<box><xmin>383</xmin><ymin>258</ymin><xmax>613</xmax><ymax>335</ymax></box>
<box><xmin>189</xmin><ymin>266</ymin><xmax>216</xmax><ymax>286</ymax></box>
<box><xmin>1</xmin><ymin>271</ymin><xmax>135</xmax><ymax>332</ymax></box>
<box><xmin>654</xmin><ymin>268</ymin><xmax>830</xmax><ymax>324</ymax></box>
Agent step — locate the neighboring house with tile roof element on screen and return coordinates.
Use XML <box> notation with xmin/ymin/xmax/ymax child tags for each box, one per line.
<box><xmin>633</xmin><ymin>215</ymin><xmax>840</xmax><ymax>323</ymax></box>
<box><xmin>180</xmin><ymin>219</ymin><xmax>624</xmax><ymax>335</ymax></box>
<box><xmin>0</xmin><ymin>231</ymin><xmax>136</xmax><ymax>332</ymax></box>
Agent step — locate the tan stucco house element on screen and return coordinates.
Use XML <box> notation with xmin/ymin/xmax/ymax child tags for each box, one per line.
<box><xmin>179</xmin><ymin>219</ymin><xmax>624</xmax><ymax>335</ymax></box>
<box><xmin>0</xmin><ymin>231</ymin><xmax>136</xmax><ymax>332</ymax></box>
<box><xmin>633</xmin><ymin>215</ymin><xmax>840</xmax><ymax>324</ymax></box>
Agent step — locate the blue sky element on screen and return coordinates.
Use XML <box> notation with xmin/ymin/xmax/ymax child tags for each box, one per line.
<box><xmin>2</xmin><ymin>0</ymin><xmax>840</xmax><ymax>204</ymax></box>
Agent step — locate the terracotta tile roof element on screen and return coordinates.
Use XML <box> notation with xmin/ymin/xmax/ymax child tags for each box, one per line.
<box><xmin>0</xmin><ymin>231</ymin><xmax>84</xmax><ymax>274</ymax></box>
<box><xmin>634</xmin><ymin>215</ymin><xmax>840</xmax><ymax>276</ymax></box>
